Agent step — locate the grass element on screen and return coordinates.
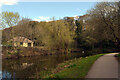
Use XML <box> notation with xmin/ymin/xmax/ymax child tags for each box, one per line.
<box><xmin>115</xmin><ymin>53</ymin><xmax>120</xmax><ymax>63</ymax></box>
<box><xmin>115</xmin><ymin>53</ymin><xmax>120</xmax><ymax>57</ymax></box>
<box><xmin>47</xmin><ymin>54</ymin><xmax>105</xmax><ymax>78</ymax></box>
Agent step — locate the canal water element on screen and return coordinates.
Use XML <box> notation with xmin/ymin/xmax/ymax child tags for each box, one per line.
<box><xmin>2</xmin><ymin>52</ymin><xmax>88</xmax><ymax>78</ymax></box>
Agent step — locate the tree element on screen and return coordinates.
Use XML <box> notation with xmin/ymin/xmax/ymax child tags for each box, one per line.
<box><xmin>35</xmin><ymin>20</ymin><xmax>75</xmax><ymax>53</ymax></box>
<box><xmin>1</xmin><ymin>11</ymin><xmax>20</xmax><ymax>46</ymax></box>
<box><xmin>75</xmin><ymin>20</ymin><xmax>83</xmax><ymax>48</ymax></box>
<box><xmin>64</xmin><ymin>17</ymin><xmax>76</xmax><ymax>31</ymax></box>
<box><xmin>1</xmin><ymin>11</ymin><xmax>20</xmax><ymax>29</ymax></box>
<box><xmin>14</xmin><ymin>18</ymin><xmax>39</xmax><ymax>46</ymax></box>
<box><xmin>13</xmin><ymin>18</ymin><xmax>33</xmax><ymax>38</ymax></box>
<box><xmin>87</xmin><ymin>2</ymin><xmax>120</xmax><ymax>48</ymax></box>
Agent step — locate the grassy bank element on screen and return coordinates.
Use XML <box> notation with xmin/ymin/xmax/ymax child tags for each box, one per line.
<box><xmin>47</xmin><ymin>54</ymin><xmax>105</xmax><ymax>78</ymax></box>
<box><xmin>115</xmin><ymin>53</ymin><xmax>120</xmax><ymax>63</ymax></box>
<box><xmin>2</xmin><ymin>46</ymin><xmax>54</xmax><ymax>59</ymax></box>
<box><xmin>115</xmin><ymin>53</ymin><xmax>120</xmax><ymax>57</ymax></box>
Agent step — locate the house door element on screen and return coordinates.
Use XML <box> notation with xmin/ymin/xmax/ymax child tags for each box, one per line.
<box><xmin>28</xmin><ymin>43</ymin><xmax>31</xmax><ymax>47</ymax></box>
<box><xmin>20</xmin><ymin>42</ymin><xmax>23</xmax><ymax>46</ymax></box>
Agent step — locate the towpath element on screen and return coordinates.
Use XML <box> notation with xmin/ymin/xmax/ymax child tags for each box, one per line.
<box><xmin>86</xmin><ymin>53</ymin><xmax>119</xmax><ymax>78</ymax></box>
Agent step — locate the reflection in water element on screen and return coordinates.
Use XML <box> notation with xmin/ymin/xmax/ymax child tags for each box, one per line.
<box><xmin>0</xmin><ymin>71</ymin><xmax>2</xmax><ymax>79</ymax></box>
<box><xmin>2</xmin><ymin>53</ymin><xmax>85</xmax><ymax>78</ymax></box>
<box><xmin>2</xmin><ymin>71</ymin><xmax>16</xmax><ymax>79</ymax></box>
<box><xmin>2</xmin><ymin>71</ymin><xmax>12</xmax><ymax>78</ymax></box>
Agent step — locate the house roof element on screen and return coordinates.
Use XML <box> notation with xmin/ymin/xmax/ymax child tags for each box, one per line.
<box><xmin>10</xmin><ymin>37</ymin><xmax>33</xmax><ymax>43</ymax></box>
<box><xmin>79</xmin><ymin>14</ymin><xmax>90</xmax><ymax>18</ymax></box>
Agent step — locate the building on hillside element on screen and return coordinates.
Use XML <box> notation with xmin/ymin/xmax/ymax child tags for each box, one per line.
<box><xmin>78</xmin><ymin>14</ymin><xmax>90</xmax><ymax>23</ymax></box>
<box><xmin>9</xmin><ymin>37</ymin><xmax>33</xmax><ymax>47</ymax></box>
<box><xmin>77</xmin><ymin>14</ymin><xmax>90</xmax><ymax>30</ymax></box>
<box><xmin>63</xmin><ymin>17</ymin><xmax>77</xmax><ymax>31</ymax></box>
<box><xmin>62</xmin><ymin>14</ymin><xmax>91</xmax><ymax>31</ymax></box>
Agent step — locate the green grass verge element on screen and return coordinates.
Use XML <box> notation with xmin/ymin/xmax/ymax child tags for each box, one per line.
<box><xmin>115</xmin><ymin>53</ymin><xmax>120</xmax><ymax>63</ymax></box>
<box><xmin>47</xmin><ymin>54</ymin><xmax>105</xmax><ymax>78</ymax></box>
<box><xmin>115</xmin><ymin>53</ymin><xmax>120</xmax><ymax>57</ymax></box>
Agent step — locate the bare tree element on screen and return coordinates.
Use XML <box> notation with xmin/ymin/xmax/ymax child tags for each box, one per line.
<box><xmin>87</xmin><ymin>2</ymin><xmax>120</xmax><ymax>48</ymax></box>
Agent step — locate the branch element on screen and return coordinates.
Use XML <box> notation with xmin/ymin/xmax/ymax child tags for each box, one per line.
<box><xmin>100</xmin><ymin>9</ymin><xmax>120</xmax><ymax>42</ymax></box>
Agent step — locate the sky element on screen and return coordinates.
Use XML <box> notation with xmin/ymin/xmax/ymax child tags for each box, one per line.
<box><xmin>1</xmin><ymin>1</ymin><xmax>96</xmax><ymax>22</ymax></box>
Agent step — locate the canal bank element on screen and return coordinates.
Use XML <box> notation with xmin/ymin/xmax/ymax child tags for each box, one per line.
<box><xmin>47</xmin><ymin>54</ymin><xmax>105</xmax><ymax>78</ymax></box>
<box><xmin>2</xmin><ymin>49</ymin><xmax>117</xmax><ymax>78</ymax></box>
<box><xmin>2</xmin><ymin>52</ymin><xmax>88</xmax><ymax>78</ymax></box>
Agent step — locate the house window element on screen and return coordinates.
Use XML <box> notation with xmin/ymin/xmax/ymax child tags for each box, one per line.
<box><xmin>28</xmin><ymin>43</ymin><xmax>31</xmax><ymax>47</ymax></box>
<box><xmin>20</xmin><ymin>42</ymin><xmax>23</xmax><ymax>45</ymax></box>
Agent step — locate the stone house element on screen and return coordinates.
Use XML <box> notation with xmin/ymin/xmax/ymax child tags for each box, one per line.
<box><xmin>10</xmin><ymin>37</ymin><xmax>33</xmax><ymax>47</ymax></box>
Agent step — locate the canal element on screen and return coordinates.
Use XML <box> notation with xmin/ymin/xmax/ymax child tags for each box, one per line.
<box><xmin>2</xmin><ymin>52</ymin><xmax>88</xmax><ymax>78</ymax></box>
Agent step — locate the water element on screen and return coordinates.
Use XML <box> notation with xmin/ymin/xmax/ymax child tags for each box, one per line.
<box><xmin>0</xmin><ymin>71</ymin><xmax>2</xmax><ymax>79</ymax></box>
<box><xmin>2</xmin><ymin>52</ymin><xmax>85</xmax><ymax>78</ymax></box>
